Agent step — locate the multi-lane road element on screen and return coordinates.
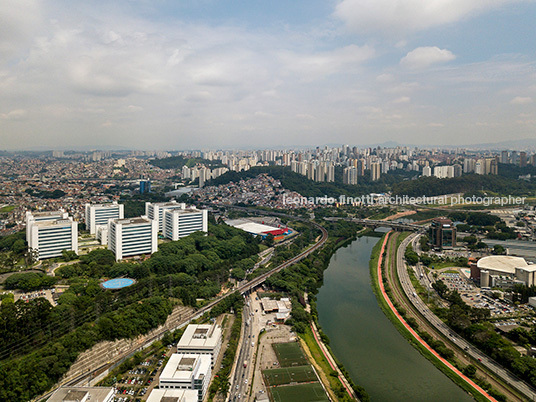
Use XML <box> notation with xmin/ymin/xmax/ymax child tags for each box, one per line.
<box><xmin>397</xmin><ymin>233</ymin><xmax>536</xmax><ymax>401</ymax></box>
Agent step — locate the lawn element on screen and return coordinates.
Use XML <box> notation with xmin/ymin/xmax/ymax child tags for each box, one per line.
<box><xmin>273</xmin><ymin>342</ymin><xmax>308</xmax><ymax>367</ymax></box>
<box><xmin>270</xmin><ymin>382</ymin><xmax>329</xmax><ymax>402</ymax></box>
<box><xmin>262</xmin><ymin>365</ymin><xmax>317</xmax><ymax>386</ymax></box>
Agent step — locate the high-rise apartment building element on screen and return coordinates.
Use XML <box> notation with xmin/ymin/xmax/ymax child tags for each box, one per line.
<box><xmin>370</xmin><ymin>162</ymin><xmax>381</xmax><ymax>181</ymax></box>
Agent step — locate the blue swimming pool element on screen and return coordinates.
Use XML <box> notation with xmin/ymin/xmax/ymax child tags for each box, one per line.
<box><xmin>101</xmin><ymin>278</ymin><xmax>135</xmax><ymax>289</ymax></box>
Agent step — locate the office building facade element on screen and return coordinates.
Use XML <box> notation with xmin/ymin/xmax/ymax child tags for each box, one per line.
<box><xmin>159</xmin><ymin>354</ymin><xmax>212</xmax><ymax>402</ymax></box>
<box><xmin>163</xmin><ymin>208</ymin><xmax>208</xmax><ymax>241</ymax></box>
<box><xmin>27</xmin><ymin>217</ymin><xmax>78</xmax><ymax>260</ymax></box>
<box><xmin>429</xmin><ymin>218</ymin><xmax>456</xmax><ymax>249</ymax></box>
<box><xmin>145</xmin><ymin>201</ymin><xmax>187</xmax><ymax>232</ymax></box>
<box><xmin>108</xmin><ymin>217</ymin><xmax>158</xmax><ymax>261</ymax></box>
<box><xmin>85</xmin><ymin>202</ymin><xmax>124</xmax><ymax>234</ymax></box>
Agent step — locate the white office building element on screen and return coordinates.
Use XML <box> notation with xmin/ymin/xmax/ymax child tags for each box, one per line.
<box><xmin>48</xmin><ymin>387</ymin><xmax>114</xmax><ymax>402</ymax></box>
<box><xmin>85</xmin><ymin>202</ymin><xmax>124</xmax><ymax>234</ymax></box>
<box><xmin>26</xmin><ymin>210</ymin><xmax>68</xmax><ymax>243</ymax></box>
<box><xmin>163</xmin><ymin>208</ymin><xmax>208</xmax><ymax>241</ymax></box>
<box><xmin>145</xmin><ymin>201</ymin><xmax>187</xmax><ymax>232</ymax></box>
<box><xmin>96</xmin><ymin>225</ymin><xmax>109</xmax><ymax>245</ymax></box>
<box><xmin>146</xmin><ymin>389</ymin><xmax>198</xmax><ymax>402</ymax></box>
<box><xmin>177</xmin><ymin>324</ymin><xmax>222</xmax><ymax>367</ymax></box>
<box><xmin>27</xmin><ymin>217</ymin><xmax>78</xmax><ymax>260</ymax></box>
<box><xmin>159</xmin><ymin>354</ymin><xmax>212</xmax><ymax>402</ymax></box>
<box><xmin>108</xmin><ymin>216</ymin><xmax>158</xmax><ymax>261</ymax></box>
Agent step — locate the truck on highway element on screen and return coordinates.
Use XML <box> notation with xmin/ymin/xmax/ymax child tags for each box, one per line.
<box><xmin>413</xmin><ymin>292</ymin><xmax>417</xmax><ymax>297</ymax></box>
<box><xmin>243</xmin><ymin>361</ymin><xmax>247</xmax><ymax>368</ymax></box>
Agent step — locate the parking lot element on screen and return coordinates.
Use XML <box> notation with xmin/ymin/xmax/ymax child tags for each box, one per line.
<box><xmin>106</xmin><ymin>347</ymin><xmax>171</xmax><ymax>401</ymax></box>
<box><xmin>438</xmin><ymin>271</ymin><xmax>474</xmax><ymax>293</ymax></box>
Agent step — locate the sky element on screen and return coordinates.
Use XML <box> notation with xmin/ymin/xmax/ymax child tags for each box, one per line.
<box><xmin>1</xmin><ymin>0</ymin><xmax>535</xmax><ymax>150</ymax></box>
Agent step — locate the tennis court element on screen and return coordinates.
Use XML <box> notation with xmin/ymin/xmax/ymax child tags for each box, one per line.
<box><xmin>263</xmin><ymin>365</ymin><xmax>317</xmax><ymax>386</ymax></box>
<box><xmin>272</xmin><ymin>342</ymin><xmax>307</xmax><ymax>367</ymax></box>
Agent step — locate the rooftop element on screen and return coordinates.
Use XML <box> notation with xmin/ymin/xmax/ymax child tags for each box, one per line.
<box><xmin>160</xmin><ymin>353</ymin><xmax>211</xmax><ymax>383</ymax></box>
<box><xmin>113</xmin><ymin>216</ymin><xmax>151</xmax><ymax>225</ymax></box>
<box><xmin>225</xmin><ymin>219</ymin><xmax>280</xmax><ymax>236</ymax></box>
<box><xmin>28</xmin><ymin>210</ymin><xmax>65</xmax><ymax>217</ymax></box>
<box><xmin>477</xmin><ymin>256</ymin><xmax>534</xmax><ymax>273</ymax></box>
<box><xmin>48</xmin><ymin>386</ymin><xmax>114</xmax><ymax>402</ymax></box>
<box><xmin>32</xmin><ymin>217</ymin><xmax>73</xmax><ymax>227</ymax></box>
<box><xmin>178</xmin><ymin>324</ymin><xmax>221</xmax><ymax>350</ymax></box>
<box><xmin>146</xmin><ymin>388</ymin><xmax>198</xmax><ymax>402</ymax></box>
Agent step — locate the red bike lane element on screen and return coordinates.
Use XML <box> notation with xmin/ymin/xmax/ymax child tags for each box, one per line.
<box><xmin>377</xmin><ymin>232</ymin><xmax>496</xmax><ymax>402</ymax></box>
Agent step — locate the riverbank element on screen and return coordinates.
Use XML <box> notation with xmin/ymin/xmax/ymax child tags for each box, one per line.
<box><xmin>305</xmin><ymin>227</ymin><xmax>369</xmax><ymax>401</ymax></box>
<box><xmin>317</xmin><ymin>233</ymin><xmax>473</xmax><ymax>401</ymax></box>
<box><xmin>370</xmin><ymin>232</ymin><xmax>493</xmax><ymax>402</ymax></box>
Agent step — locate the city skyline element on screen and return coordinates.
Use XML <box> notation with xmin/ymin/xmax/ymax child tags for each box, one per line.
<box><xmin>1</xmin><ymin>0</ymin><xmax>535</xmax><ymax>150</ymax></box>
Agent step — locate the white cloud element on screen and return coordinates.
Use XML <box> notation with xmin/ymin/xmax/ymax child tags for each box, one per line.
<box><xmin>334</xmin><ymin>0</ymin><xmax>531</xmax><ymax>36</ymax></box>
<box><xmin>400</xmin><ymin>47</ymin><xmax>456</xmax><ymax>69</ymax></box>
<box><xmin>1</xmin><ymin>109</ymin><xmax>27</xmax><ymax>120</ymax></box>
<box><xmin>510</xmin><ymin>96</ymin><xmax>533</xmax><ymax>104</ymax></box>
<box><xmin>0</xmin><ymin>0</ymin><xmax>42</xmax><ymax>59</ymax></box>
<box><xmin>393</xmin><ymin>96</ymin><xmax>411</xmax><ymax>103</ymax></box>
<box><xmin>278</xmin><ymin>44</ymin><xmax>375</xmax><ymax>80</ymax></box>
<box><xmin>376</xmin><ymin>73</ymin><xmax>394</xmax><ymax>83</ymax></box>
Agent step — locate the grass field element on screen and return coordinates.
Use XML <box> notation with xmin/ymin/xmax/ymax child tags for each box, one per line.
<box><xmin>263</xmin><ymin>365</ymin><xmax>317</xmax><ymax>386</ymax></box>
<box><xmin>0</xmin><ymin>205</ymin><xmax>15</xmax><ymax>213</ymax></box>
<box><xmin>273</xmin><ymin>342</ymin><xmax>308</xmax><ymax>367</ymax></box>
<box><xmin>270</xmin><ymin>382</ymin><xmax>329</xmax><ymax>402</ymax></box>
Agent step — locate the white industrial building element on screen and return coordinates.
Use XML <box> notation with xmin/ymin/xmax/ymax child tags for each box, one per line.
<box><xmin>474</xmin><ymin>256</ymin><xmax>536</xmax><ymax>287</ymax></box>
<box><xmin>146</xmin><ymin>388</ymin><xmax>198</xmax><ymax>402</ymax></box>
<box><xmin>177</xmin><ymin>324</ymin><xmax>222</xmax><ymax>367</ymax></box>
<box><xmin>108</xmin><ymin>216</ymin><xmax>158</xmax><ymax>261</ymax></box>
<box><xmin>163</xmin><ymin>208</ymin><xmax>208</xmax><ymax>241</ymax></box>
<box><xmin>159</xmin><ymin>353</ymin><xmax>212</xmax><ymax>402</ymax></box>
<box><xmin>145</xmin><ymin>200</ymin><xmax>186</xmax><ymax>232</ymax></box>
<box><xmin>85</xmin><ymin>202</ymin><xmax>124</xmax><ymax>234</ymax></box>
<box><xmin>27</xmin><ymin>216</ymin><xmax>78</xmax><ymax>260</ymax></box>
<box><xmin>48</xmin><ymin>386</ymin><xmax>114</xmax><ymax>402</ymax></box>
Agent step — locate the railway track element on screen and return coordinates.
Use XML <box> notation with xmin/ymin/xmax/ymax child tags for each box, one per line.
<box><xmin>384</xmin><ymin>232</ymin><xmax>525</xmax><ymax>402</ymax></box>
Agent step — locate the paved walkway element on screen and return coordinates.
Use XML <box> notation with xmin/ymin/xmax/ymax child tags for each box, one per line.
<box><xmin>377</xmin><ymin>233</ymin><xmax>496</xmax><ymax>402</ymax></box>
<box><xmin>310</xmin><ymin>321</ymin><xmax>356</xmax><ymax>400</ymax></box>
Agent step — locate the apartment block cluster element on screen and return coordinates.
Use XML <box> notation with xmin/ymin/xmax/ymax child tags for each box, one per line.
<box><xmin>26</xmin><ymin>200</ymin><xmax>207</xmax><ymax>261</ymax></box>
<box><xmin>183</xmin><ymin>145</ymin><xmax>513</xmax><ymax>184</ymax></box>
<box><xmin>422</xmin><ymin>157</ymin><xmax>498</xmax><ymax>179</ymax></box>
<box><xmin>181</xmin><ymin>165</ymin><xmax>229</xmax><ymax>188</ymax></box>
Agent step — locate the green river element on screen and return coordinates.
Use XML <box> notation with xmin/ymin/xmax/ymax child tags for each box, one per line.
<box><xmin>316</xmin><ymin>235</ymin><xmax>473</xmax><ymax>401</ymax></box>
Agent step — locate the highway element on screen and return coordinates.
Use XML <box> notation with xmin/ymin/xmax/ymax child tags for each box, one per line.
<box><xmin>230</xmin><ymin>295</ymin><xmax>255</xmax><ymax>402</ymax></box>
<box><xmin>397</xmin><ymin>233</ymin><xmax>536</xmax><ymax>401</ymax></box>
